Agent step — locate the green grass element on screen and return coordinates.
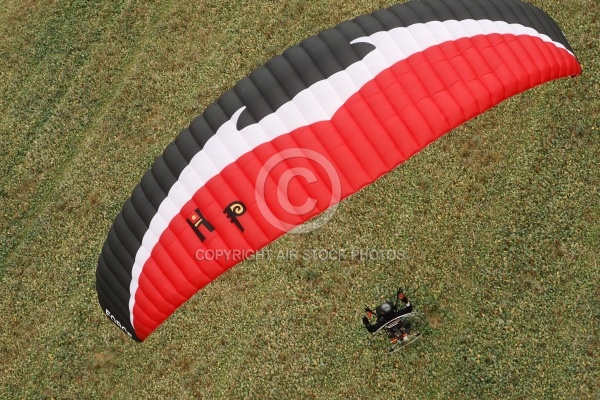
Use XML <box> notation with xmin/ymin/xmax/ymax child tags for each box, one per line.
<box><xmin>0</xmin><ymin>0</ymin><xmax>598</xmax><ymax>398</ymax></box>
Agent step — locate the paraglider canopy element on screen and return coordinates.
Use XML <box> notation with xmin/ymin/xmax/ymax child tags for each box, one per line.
<box><xmin>96</xmin><ymin>0</ymin><xmax>581</xmax><ymax>341</ymax></box>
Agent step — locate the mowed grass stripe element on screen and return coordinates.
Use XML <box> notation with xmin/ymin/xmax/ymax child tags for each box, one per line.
<box><xmin>0</xmin><ymin>0</ymin><xmax>239</xmax><ymax>393</ymax></box>
<box><xmin>0</xmin><ymin>0</ymin><xmax>172</xmax><ymax>376</ymax></box>
<box><xmin>0</xmin><ymin>1</ymin><xmax>183</xmax><ymax>393</ymax></box>
<box><xmin>0</xmin><ymin>2</ymin><xmax>118</xmax><ymax>176</ymax></box>
<box><xmin>0</xmin><ymin>2</ymin><xmax>174</xmax><ymax>274</ymax></box>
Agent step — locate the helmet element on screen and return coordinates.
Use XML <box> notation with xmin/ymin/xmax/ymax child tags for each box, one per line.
<box><xmin>376</xmin><ymin>302</ymin><xmax>394</xmax><ymax>316</ymax></box>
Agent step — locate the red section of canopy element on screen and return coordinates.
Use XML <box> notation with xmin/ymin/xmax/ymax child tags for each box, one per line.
<box><xmin>132</xmin><ymin>33</ymin><xmax>580</xmax><ymax>339</ymax></box>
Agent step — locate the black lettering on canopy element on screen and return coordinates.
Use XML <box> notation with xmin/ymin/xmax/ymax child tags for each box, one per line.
<box><xmin>186</xmin><ymin>209</ymin><xmax>215</xmax><ymax>242</ymax></box>
<box><xmin>224</xmin><ymin>201</ymin><xmax>247</xmax><ymax>232</ymax></box>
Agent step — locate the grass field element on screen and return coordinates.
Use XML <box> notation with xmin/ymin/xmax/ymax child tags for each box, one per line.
<box><xmin>0</xmin><ymin>0</ymin><xmax>598</xmax><ymax>398</ymax></box>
